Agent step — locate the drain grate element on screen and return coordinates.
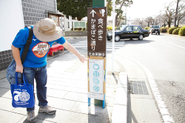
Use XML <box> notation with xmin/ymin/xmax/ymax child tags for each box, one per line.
<box><xmin>130</xmin><ymin>81</ymin><xmax>149</xmax><ymax>95</ymax></box>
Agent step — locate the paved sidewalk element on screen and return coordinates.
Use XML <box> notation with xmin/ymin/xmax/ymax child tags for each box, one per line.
<box><xmin>161</xmin><ymin>33</ymin><xmax>185</xmax><ymax>39</ymax></box>
<box><xmin>0</xmin><ymin>49</ymin><xmax>163</xmax><ymax>123</ymax></box>
<box><xmin>0</xmin><ymin>52</ymin><xmax>118</xmax><ymax>123</ymax></box>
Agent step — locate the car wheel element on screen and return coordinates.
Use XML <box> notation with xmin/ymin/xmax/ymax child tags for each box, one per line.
<box><xmin>115</xmin><ymin>35</ymin><xmax>120</xmax><ymax>42</ymax></box>
<box><xmin>138</xmin><ymin>35</ymin><xmax>143</xmax><ymax>40</ymax></box>
<box><xmin>107</xmin><ymin>38</ymin><xmax>111</xmax><ymax>41</ymax></box>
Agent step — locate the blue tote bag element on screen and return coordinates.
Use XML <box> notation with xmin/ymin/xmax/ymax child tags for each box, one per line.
<box><xmin>11</xmin><ymin>72</ymin><xmax>35</xmax><ymax>108</ymax></box>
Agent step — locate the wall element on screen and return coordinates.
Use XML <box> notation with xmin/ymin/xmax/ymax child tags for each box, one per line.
<box><xmin>0</xmin><ymin>0</ymin><xmax>24</xmax><ymax>52</ymax></box>
<box><xmin>22</xmin><ymin>0</ymin><xmax>57</xmax><ymax>27</ymax></box>
<box><xmin>0</xmin><ymin>0</ymin><xmax>57</xmax><ymax>71</ymax></box>
<box><xmin>0</xmin><ymin>0</ymin><xmax>24</xmax><ymax>70</ymax></box>
<box><xmin>64</xmin><ymin>16</ymin><xmax>73</xmax><ymax>31</ymax></box>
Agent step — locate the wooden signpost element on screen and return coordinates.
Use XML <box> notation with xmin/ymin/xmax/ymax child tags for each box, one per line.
<box><xmin>87</xmin><ymin>6</ymin><xmax>107</xmax><ymax>108</ymax></box>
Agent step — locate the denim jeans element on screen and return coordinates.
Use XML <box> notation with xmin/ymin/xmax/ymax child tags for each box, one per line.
<box><xmin>24</xmin><ymin>65</ymin><xmax>48</xmax><ymax>112</ymax></box>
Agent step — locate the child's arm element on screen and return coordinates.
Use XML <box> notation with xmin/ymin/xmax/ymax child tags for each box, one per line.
<box><xmin>62</xmin><ymin>41</ymin><xmax>87</xmax><ymax>63</ymax></box>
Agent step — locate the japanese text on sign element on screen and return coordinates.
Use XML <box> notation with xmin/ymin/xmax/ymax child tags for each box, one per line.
<box><xmin>87</xmin><ymin>7</ymin><xmax>107</xmax><ymax>57</ymax></box>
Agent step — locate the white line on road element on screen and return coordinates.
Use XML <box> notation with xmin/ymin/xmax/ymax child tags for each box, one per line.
<box><xmin>163</xmin><ymin>41</ymin><xmax>185</xmax><ymax>50</ymax></box>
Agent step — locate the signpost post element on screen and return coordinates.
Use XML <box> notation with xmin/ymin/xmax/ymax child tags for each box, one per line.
<box><xmin>87</xmin><ymin>0</ymin><xmax>106</xmax><ymax>108</ymax></box>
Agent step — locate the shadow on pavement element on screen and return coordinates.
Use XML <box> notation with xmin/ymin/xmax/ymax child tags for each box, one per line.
<box><xmin>87</xmin><ymin>105</ymin><xmax>110</xmax><ymax>123</ymax></box>
<box><xmin>127</xmin><ymin>84</ymin><xmax>138</xmax><ymax>123</ymax></box>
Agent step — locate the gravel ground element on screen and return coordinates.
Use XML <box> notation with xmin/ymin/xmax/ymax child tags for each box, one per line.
<box><xmin>156</xmin><ymin>80</ymin><xmax>185</xmax><ymax>123</ymax></box>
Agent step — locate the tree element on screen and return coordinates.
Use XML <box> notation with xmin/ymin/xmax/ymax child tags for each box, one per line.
<box><xmin>115</xmin><ymin>0</ymin><xmax>133</xmax><ymax>26</ymax></box>
<box><xmin>107</xmin><ymin>0</ymin><xmax>113</xmax><ymax>16</ymax></box>
<box><xmin>107</xmin><ymin>0</ymin><xmax>133</xmax><ymax>26</ymax></box>
<box><xmin>145</xmin><ymin>16</ymin><xmax>154</xmax><ymax>27</ymax></box>
<box><xmin>160</xmin><ymin>14</ymin><xmax>168</xmax><ymax>27</ymax></box>
<box><xmin>154</xmin><ymin>15</ymin><xmax>161</xmax><ymax>25</ymax></box>
<box><xmin>164</xmin><ymin>2</ymin><xmax>175</xmax><ymax>27</ymax></box>
<box><xmin>176</xmin><ymin>2</ymin><xmax>185</xmax><ymax>27</ymax></box>
<box><xmin>57</xmin><ymin>0</ymin><xmax>92</xmax><ymax>21</ymax></box>
<box><xmin>174</xmin><ymin>0</ymin><xmax>180</xmax><ymax>27</ymax></box>
<box><xmin>138</xmin><ymin>18</ymin><xmax>144</xmax><ymax>27</ymax></box>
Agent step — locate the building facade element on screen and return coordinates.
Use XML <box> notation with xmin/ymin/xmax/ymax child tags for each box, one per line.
<box><xmin>0</xmin><ymin>0</ymin><xmax>58</xmax><ymax>71</ymax></box>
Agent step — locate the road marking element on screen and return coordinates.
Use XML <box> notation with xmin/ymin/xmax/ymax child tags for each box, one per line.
<box><xmin>164</xmin><ymin>41</ymin><xmax>185</xmax><ymax>50</ymax></box>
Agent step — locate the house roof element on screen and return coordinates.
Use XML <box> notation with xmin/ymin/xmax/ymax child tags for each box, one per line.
<box><xmin>48</xmin><ymin>11</ymin><xmax>64</xmax><ymax>17</ymax></box>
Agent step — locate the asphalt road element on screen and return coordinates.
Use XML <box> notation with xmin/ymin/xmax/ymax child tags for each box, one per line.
<box><xmin>65</xmin><ymin>34</ymin><xmax>185</xmax><ymax>123</ymax></box>
<box><xmin>112</xmin><ymin>34</ymin><xmax>185</xmax><ymax>123</ymax></box>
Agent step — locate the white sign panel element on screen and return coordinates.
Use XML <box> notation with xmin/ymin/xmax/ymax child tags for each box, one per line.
<box><xmin>88</xmin><ymin>59</ymin><xmax>104</xmax><ymax>100</ymax></box>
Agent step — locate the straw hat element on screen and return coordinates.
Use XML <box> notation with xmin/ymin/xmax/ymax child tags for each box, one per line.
<box><xmin>33</xmin><ymin>18</ymin><xmax>63</xmax><ymax>42</ymax></box>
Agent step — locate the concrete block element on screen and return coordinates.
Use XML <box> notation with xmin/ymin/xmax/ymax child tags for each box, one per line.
<box><xmin>0</xmin><ymin>110</ymin><xmax>25</xmax><ymax>123</ymax></box>
<box><xmin>112</xmin><ymin>105</ymin><xmax>127</xmax><ymax>123</ymax></box>
<box><xmin>114</xmin><ymin>87</ymin><xmax>127</xmax><ymax>105</ymax></box>
<box><xmin>0</xmin><ymin>97</ymin><xmax>14</xmax><ymax>111</ymax></box>
<box><xmin>112</xmin><ymin>73</ymin><xmax>128</xmax><ymax>123</ymax></box>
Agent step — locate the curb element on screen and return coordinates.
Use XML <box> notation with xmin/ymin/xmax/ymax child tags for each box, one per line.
<box><xmin>125</xmin><ymin>57</ymin><xmax>174</xmax><ymax>123</ymax></box>
<box><xmin>161</xmin><ymin>33</ymin><xmax>185</xmax><ymax>39</ymax></box>
<box><xmin>112</xmin><ymin>72</ymin><xmax>128</xmax><ymax>123</ymax></box>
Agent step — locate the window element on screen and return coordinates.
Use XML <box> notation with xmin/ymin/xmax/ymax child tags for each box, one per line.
<box><xmin>125</xmin><ymin>26</ymin><xmax>132</xmax><ymax>31</ymax></box>
<box><xmin>133</xmin><ymin>26</ymin><xmax>140</xmax><ymax>31</ymax></box>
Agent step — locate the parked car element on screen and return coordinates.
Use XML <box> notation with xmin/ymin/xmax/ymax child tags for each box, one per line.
<box><xmin>150</xmin><ymin>25</ymin><xmax>160</xmax><ymax>35</ymax></box>
<box><xmin>107</xmin><ymin>25</ymin><xmax>150</xmax><ymax>42</ymax></box>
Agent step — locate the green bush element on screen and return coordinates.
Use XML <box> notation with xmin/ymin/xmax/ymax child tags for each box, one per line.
<box><xmin>172</xmin><ymin>28</ymin><xmax>180</xmax><ymax>35</ymax></box>
<box><xmin>168</xmin><ymin>27</ymin><xmax>178</xmax><ymax>34</ymax></box>
<box><xmin>144</xmin><ymin>27</ymin><xmax>150</xmax><ymax>30</ymax></box>
<box><xmin>179</xmin><ymin>26</ymin><xmax>185</xmax><ymax>36</ymax></box>
<box><xmin>71</xmin><ymin>27</ymin><xmax>86</xmax><ymax>31</ymax></box>
<box><xmin>160</xmin><ymin>27</ymin><xmax>168</xmax><ymax>33</ymax></box>
<box><xmin>107</xmin><ymin>25</ymin><xmax>112</xmax><ymax>30</ymax></box>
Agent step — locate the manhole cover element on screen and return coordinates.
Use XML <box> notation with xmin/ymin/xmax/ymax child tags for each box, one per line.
<box><xmin>130</xmin><ymin>81</ymin><xmax>149</xmax><ymax>95</ymax></box>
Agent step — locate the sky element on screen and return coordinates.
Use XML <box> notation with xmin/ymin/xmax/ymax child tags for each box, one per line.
<box><xmin>126</xmin><ymin>0</ymin><xmax>173</xmax><ymax>19</ymax></box>
<box><xmin>84</xmin><ymin>0</ymin><xmax>178</xmax><ymax>21</ymax></box>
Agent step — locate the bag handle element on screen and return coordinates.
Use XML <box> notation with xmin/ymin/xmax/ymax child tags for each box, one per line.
<box><xmin>15</xmin><ymin>72</ymin><xmax>29</xmax><ymax>86</ymax></box>
<box><xmin>22</xmin><ymin>72</ymin><xmax>30</xmax><ymax>86</ymax></box>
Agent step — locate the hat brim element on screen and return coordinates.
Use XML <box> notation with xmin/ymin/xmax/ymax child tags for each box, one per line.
<box><xmin>33</xmin><ymin>21</ymin><xmax>63</xmax><ymax>42</ymax></box>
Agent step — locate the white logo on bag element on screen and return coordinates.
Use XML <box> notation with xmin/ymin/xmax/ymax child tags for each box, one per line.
<box><xmin>13</xmin><ymin>90</ymin><xmax>30</xmax><ymax>102</ymax></box>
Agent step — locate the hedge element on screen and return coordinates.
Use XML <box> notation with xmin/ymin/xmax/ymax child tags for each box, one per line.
<box><xmin>144</xmin><ymin>27</ymin><xmax>150</xmax><ymax>30</ymax></box>
<box><xmin>172</xmin><ymin>28</ymin><xmax>180</xmax><ymax>35</ymax></box>
<box><xmin>107</xmin><ymin>25</ymin><xmax>112</xmax><ymax>30</ymax></box>
<box><xmin>179</xmin><ymin>26</ymin><xmax>185</xmax><ymax>36</ymax></box>
<box><xmin>168</xmin><ymin>27</ymin><xmax>178</xmax><ymax>34</ymax></box>
<box><xmin>160</xmin><ymin>27</ymin><xmax>168</xmax><ymax>33</ymax></box>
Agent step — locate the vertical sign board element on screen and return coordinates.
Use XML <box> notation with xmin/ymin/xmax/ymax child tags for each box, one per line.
<box><xmin>89</xmin><ymin>58</ymin><xmax>104</xmax><ymax>100</ymax></box>
<box><xmin>87</xmin><ymin>7</ymin><xmax>106</xmax><ymax>57</ymax></box>
<box><xmin>87</xmin><ymin>7</ymin><xmax>107</xmax><ymax>102</ymax></box>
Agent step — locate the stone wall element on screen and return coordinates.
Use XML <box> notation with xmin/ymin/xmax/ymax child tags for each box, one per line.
<box><xmin>0</xmin><ymin>50</ymin><xmax>13</xmax><ymax>71</ymax></box>
<box><xmin>22</xmin><ymin>0</ymin><xmax>57</xmax><ymax>26</ymax></box>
